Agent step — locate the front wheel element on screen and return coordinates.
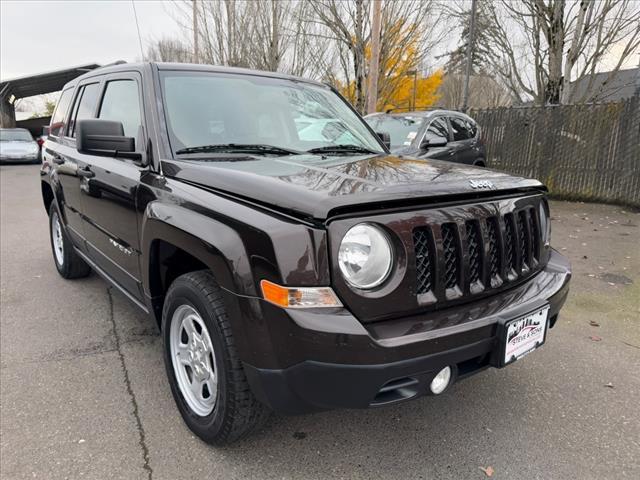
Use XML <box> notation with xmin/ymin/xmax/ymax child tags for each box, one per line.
<box><xmin>162</xmin><ymin>271</ymin><xmax>269</xmax><ymax>445</ymax></box>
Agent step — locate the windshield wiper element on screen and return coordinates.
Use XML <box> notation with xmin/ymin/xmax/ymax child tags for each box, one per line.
<box><xmin>306</xmin><ymin>144</ymin><xmax>379</xmax><ymax>155</ymax></box>
<box><xmin>175</xmin><ymin>143</ymin><xmax>303</xmax><ymax>156</ymax></box>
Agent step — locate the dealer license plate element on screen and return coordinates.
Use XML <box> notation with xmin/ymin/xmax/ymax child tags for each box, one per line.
<box><xmin>503</xmin><ymin>307</ymin><xmax>549</xmax><ymax>365</ymax></box>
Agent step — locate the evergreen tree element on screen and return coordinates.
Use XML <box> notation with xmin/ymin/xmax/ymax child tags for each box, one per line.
<box><xmin>444</xmin><ymin>1</ymin><xmax>498</xmax><ymax>75</ymax></box>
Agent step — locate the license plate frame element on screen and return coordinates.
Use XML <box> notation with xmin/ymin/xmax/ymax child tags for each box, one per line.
<box><xmin>502</xmin><ymin>306</ymin><xmax>549</xmax><ymax>366</ymax></box>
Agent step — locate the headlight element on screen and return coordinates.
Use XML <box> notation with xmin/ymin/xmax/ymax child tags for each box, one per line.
<box><xmin>338</xmin><ymin>223</ymin><xmax>393</xmax><ymax>289</ymax></box>
<box><xmin>539</xmin><ymin>201</ymin><xmax>551</xmax><ymax>245</ymax></box>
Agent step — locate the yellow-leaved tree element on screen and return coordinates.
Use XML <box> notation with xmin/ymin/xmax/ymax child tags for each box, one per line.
<box><xmin>338</xmin><ymin>19</ymin><xmax>443</xmax><ymax>113</ymax></box>
<box><xmin>378</xmin><ymin>69</ymin><xmax>443</xmax><ymax>112</ymax></box>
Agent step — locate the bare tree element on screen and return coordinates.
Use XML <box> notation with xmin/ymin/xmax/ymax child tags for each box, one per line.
<box><xmin>484</xmin><ymin>0</ymin><xmax>640</xmax><ymax>105</ymax></box>
<box><xmin>146</xmin><ymin>37</ymin><xmax>192</xmax><ymax>63</ymax></box>
<box><xmin>308</xmin><ymin>0</ymin><xmax>369</xmax><ymax>112</ymax></box>
<box><xmin>156</xmin><ymin>0</ymin><xmax>445</xmax><ymax>112</ymax></box>
<box><xmin>437</xmin><ymin>73</ymin><xmax>513</xmax><ymax>109</ymax></box>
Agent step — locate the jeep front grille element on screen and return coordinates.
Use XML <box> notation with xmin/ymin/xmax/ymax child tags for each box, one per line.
<box><xmin>413</xmin><ymin>207</ymin><xmax>542</xmax><ymax>299</ymax></box>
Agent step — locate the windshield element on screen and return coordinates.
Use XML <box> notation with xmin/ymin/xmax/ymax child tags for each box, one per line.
<box><xmin>160</xmin><ymin>71</ymin><xmax>383</xmax><ymax>157</ymax></box>
<box><xmin>0</xmin><ymin>130</ymin><xmax>33</xmax><ymax>142</ymax></box>
<box><xmin>365</xmin><ymin>115</ymin><xmax>423</xmax><ymax>148</ymax></box>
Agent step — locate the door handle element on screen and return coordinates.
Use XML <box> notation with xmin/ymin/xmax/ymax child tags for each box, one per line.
<box><xmin>52</xmin><ymin>154</ymin><xmax>65</xmax><ymax>165</ymax></box>
<box><xmin>77</xmin><ymin>166</ymin><xmax>95</xmax><ymax>178</ymax></box>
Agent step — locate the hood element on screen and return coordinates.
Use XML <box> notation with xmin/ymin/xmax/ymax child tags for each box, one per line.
<box><xmin>161</xmin><ymin>154</ymin><xmax>544</xmax><ymax>220</ymax></box>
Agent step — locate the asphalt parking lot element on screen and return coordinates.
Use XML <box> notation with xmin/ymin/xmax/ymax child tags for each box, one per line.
<box><xmin>1</xmin><ymin>164</ymin><xmax>639</xmax><ymax>480</ymax></box>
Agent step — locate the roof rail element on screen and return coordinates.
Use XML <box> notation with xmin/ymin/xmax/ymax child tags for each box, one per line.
<box><xmin>384</xmin><ymin>106</ymin><xmax>443</xmax><ymax>114</ymax></box>
<box><xmin>96</xmin><ymin>60</ymin><xmax>127</xmax><ymax>70</ymax></box>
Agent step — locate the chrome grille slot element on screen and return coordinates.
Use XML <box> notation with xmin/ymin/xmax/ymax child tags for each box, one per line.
<box><xmin>413</xmin><ymin>227</ymin><xmax>434</xmax><ymax>294</ymax></box>
<box><xmin>518</xmin><ymin>210</ymin><xmax>532</xmax><ymax>270</ymax></box>
<box><xmin>466</xmin><ymin>220</ymin><xmax>483</xmax><ymax>286</ymax></box>
<box><xmin>504</xmin><ymin>213</ymin><xmax>516</xmax><ymax>275</ymax></box>
<box><xmin>486</xmin><ymin>216</ymin><xmax>501</xmax><ymax>283</ymax></box>
<box><xmin>441</xmin><ymin>223</ymin><xmax>460</xmax><ymax>290</ymax></box>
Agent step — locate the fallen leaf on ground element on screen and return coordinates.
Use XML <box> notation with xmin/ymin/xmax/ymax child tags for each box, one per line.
<box><xmin>589</xmin><ymin>335</ymin><xmax>602</xmax><ymax>342</ymax></box>
<box><xmin>589</xmin><ymin>320</ymin><xmax>600</xmax><ymax>327</ymax></box>
<box><xmin>604</xmin><ymin>382</ymin><xmax>614</xmax><ymax>388</ymax></box>
<box><xmin>479</xmin><ymin>466</ymin><xmax>494</xmax><ymax>477</ymax></box>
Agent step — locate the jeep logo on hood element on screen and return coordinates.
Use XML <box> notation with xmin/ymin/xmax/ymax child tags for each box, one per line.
<box><xmin>469</xmin><ymin>179</ymin><xmax>495</xmax><ymax>190</ymax></box>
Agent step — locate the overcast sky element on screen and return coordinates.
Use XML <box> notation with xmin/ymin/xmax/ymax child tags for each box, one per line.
<box><xmin>0</xmin><ymin>0</ymin><xmax>183</xmax><ymax>81</ymax></box>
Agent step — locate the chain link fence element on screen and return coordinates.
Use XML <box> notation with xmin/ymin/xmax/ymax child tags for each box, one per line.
<box><xmin>471</xmin><ymin>96</ymin><xmax>640</xmax><ymax>207</ymax></box>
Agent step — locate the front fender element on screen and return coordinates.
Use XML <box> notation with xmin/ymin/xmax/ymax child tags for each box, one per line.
<box><xmin>140</xmin><ymin>201</ymin><xmax>254</xmax><ymax>298</ymax></box>
<box><xmin>140</xmin><ymin>200</ymin><xmax>292</xmax><ymax>366</ymax></box>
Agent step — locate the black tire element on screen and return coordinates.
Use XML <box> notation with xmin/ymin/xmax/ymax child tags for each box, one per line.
<box><xmin>162</xmin><ymin>270</ymin><xmax>270</xmax><ymax>445</ymax></box>
<box><xmin>48</xmin><ymin>203</ymin><xmax>91</xmax><ymax>279</ymax></box>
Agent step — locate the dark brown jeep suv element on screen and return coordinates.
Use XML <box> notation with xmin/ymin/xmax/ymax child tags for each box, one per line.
<box><xmin>40</xmin><ymin>62</ymin><xmax>571</xmax><ymax>445</ymax></box>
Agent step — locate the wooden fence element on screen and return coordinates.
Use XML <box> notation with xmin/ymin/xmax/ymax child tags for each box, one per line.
<box><xmin>470</xmin><ymin>96</ymin><xmax>640</xmax><ymax>207</ymax></box>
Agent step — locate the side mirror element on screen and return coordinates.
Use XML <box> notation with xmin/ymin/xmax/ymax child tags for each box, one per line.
<box><xmin>421</xmin><ymin>134</ymin><xmax>448</xmax><ymax>149</ymax></box>
<box><xmin>76</xmin><ymin>119</ymin><xmax>141</xmax><ymax>161</ymax></box>
<box><xmin>376</xmin><ymin>131</ymin><xmax>391</xmax><ymax>149</ymax></box>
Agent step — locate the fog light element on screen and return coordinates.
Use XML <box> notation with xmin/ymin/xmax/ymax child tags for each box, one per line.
<box><xmin>430</xmin><ymin>366</ymin><xmax>452</xmax><ymax>394</ymax></box>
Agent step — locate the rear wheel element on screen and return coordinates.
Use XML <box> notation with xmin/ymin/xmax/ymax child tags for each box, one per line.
<box><xmin>162</xmin><ymin>270</ymin><xmax>269</xmax><ymax>445</ymax></box>
<box><xmin>49</xmin><ymin>203</ymin><xmax>91</xmax><ymax>279</ymax></box>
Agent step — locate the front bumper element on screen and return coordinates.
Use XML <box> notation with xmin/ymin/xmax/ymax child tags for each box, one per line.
<box><xmin>243</xmin><ymin>249</ymin><xmax>571</xmax><ymax>414</ymax></box>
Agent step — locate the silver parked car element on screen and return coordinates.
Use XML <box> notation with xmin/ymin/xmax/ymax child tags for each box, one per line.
<box><xmin>0</xmin><ymin>128</ymin><xmax>39</xmax><ymax>163</ymax></box>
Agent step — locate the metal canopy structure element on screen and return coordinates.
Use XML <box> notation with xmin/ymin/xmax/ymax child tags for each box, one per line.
<box><xmin>0</xmin><ymin>63</ymin><xmax>101</xmax><ymax>127</ymax></box>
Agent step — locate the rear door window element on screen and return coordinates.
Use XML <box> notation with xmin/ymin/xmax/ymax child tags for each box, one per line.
<box><xmin>49</xmin><ymin>88</ymin><xmax>74</xmax><ymax>137</ymax></box>
<box><xmin>98</xmin><ymin>80</ymin><xmax>142</xmax><ymax>138</ymax></box>
<box><xmin>450</xmin><ymin>117</ymin><xmax>473</xmax><ymax>141</ymax></box>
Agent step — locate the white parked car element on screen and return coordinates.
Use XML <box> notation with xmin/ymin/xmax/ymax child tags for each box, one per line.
<box><xmin>0</xmin><ymin>128</ymin><xmax>39</xmax><ymax>163</ymax></box>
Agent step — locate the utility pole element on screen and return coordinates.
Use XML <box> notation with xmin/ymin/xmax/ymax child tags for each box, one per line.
<box><xmin>406</xmin><ymin>69</ymin><xmax>418</xmax><ymax>110</ymax></box>
<box><xmin>461</xmin><ymin>0</ymin><xmax>477</xmax><ymax>112</ymax></box>
<box><xmin>366</xmin><ymin>0</ymin><xmax>382</xmax><ymax>114</ymax></box>
<box><xmin>193</xmin><ymin>0</ymin><xmax>199</xmax><ymax>63</ymax></box>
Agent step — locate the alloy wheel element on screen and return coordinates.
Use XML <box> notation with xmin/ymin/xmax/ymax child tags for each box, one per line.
<box><xmin>51</xmin><ymin>211</ymin><xmax>64</xmax><ymax>266</ymax></box>
<box><xmin>169</xmin><ymin>304</ymin><xmax>218</xmax><ymax>416</ymax></box>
